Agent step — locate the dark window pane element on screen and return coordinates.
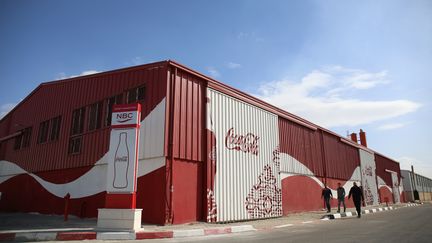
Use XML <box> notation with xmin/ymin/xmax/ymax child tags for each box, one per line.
<box><xmin>14</xmin><ymin>134</ymin><xmax>22</xmax><ymax>150</ymax></box>
<box><xmin>50</xmin><ymin>116</ymin><xmax>61</xmax><ymax>141</ymax></box>
<box><xmin>38</xmin><ymin>120</ymin><xmax>49</xmax><ymax>144</ymax></box>
<box><xmin>22</xmin><ymin>127</ymin><xmax>32</xmax><ymax>148</ymax></box>
<box><xmin>127</xmin><ymin>88</ymin><xmax>137</xmax><ymax>104</ymax></box>
<box><xmin>71</xmin><ymin>107</ymin><xmax>85</xmax><ymax>135</ymax></box>
<box><xmin>68</xmin><ymin>136</ymin><xmax>82</xmax><ymax>154</ymax></box>
<box><xmin>137</xmin><ymin>86</ymin><xmax>145</xmax><ymax>100</ymax></box>
<box><xmin>106</xmin><ymin>95</ymin><xmax>123</xmax><ymax>126</ymax></box>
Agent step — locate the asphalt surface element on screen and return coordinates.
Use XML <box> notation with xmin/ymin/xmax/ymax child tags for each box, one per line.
<box><xmin>132</xmin><ymin>204</ymin><xmax>431</xmax><ymax>243</ymax></box>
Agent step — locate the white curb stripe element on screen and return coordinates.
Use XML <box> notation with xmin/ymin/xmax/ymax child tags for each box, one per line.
<box><xmin>275</xmin><ymin>224</ymin><xmax>294</xmax><ymax>228</ymax></box>
<box><xmin>345</xmin><ymin>212</ymin><xmax>352</xmax><ymax>217</ymax></box>
<box><xmin>97</xmin><ymin>232</ymin><xmax>136</xmax><ymax>240</ymax></box>
<box><xmin>231</xmin><ymin>225</ymin><xmax>255</xmax><ymax>233</ymax></box>
<box><xmin>173</xmin><ymin>229</ymin><xmax>204</xmax><ymax>238</ymax></box>
<box><xmin>372</xmin><ymin>209</ymin><xmax>377</xmax><ymax>213</ymax></box>
<box><xmin>333</xmin><ymin>213</ymin><xmax>341</xmax><ymax>219</ymax></box>
<box><xmin>378</xmin><ymin>208</ymin><xmax>383</xmax><ymax>211</ymax></box>
<box><xmin>16</xmin><ymin>232</ymin><xmax>57</xmax><ymax>241</ymax></box>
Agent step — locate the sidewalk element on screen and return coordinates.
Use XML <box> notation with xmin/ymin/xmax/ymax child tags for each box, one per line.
<box><xmin>0</xmin><ymin>202</ymin><xmax>421</xmax><ymax>241</ymax></box>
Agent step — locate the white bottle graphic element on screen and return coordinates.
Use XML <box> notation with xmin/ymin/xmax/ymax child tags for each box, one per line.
<box><xmin>113</xmin><ymin>132</ymin><xmax>129</xmax><ymax>189</ymax></box>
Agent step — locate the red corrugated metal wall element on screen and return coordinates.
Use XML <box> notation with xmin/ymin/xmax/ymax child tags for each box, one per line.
<box><xmin>278</xmin><ymin>118</ymin><xmax>324</xmax><ymax>176</ymax></box>
<box><xmin>322</xmin><ymin>131</ymin><xmax>360</xmax><ymax>180</ymax></box>
<box><xmin>167</xmin><ymin>66</ymin><xmax>206</xmax><ymax>223</ymax></box>
<box><xmin>375</xmin><ymin>153</ymin><xmax>401</xmax><ymax>186</ymax></box>
<box><xmin>1</xmin><ymin>62</ymin><xmax>168</xmax><ymax>177</ymax></box>
<box><xmin>170</xmin><ymin>68</ymin><xmax>204</xmax><ymax>162</ymax></box>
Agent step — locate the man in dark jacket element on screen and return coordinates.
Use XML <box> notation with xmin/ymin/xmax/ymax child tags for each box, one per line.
<box><xmin>348</xmin><ymin>182</ymin><xmax>364</xmax><ymax>218</ymax></box>
<box><xmin>321</xmin><ymin>186</ymin><xmax>333</xmax><ymax>213</ymax></box>
<box><xmin>336</xmin><ymin>182</ymin><xmax>346</xmax><ymax>213</ymax></box>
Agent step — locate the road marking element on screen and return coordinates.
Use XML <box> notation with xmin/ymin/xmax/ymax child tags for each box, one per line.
<box><xmin>275</xmin><ymin>224</ymin><xmax>294</xmax><ymax>228</ymax></box>
<box><xmin>302</xmin><ymin>221</ymin><xmax>313</xmax><ymax>224</ymax></box>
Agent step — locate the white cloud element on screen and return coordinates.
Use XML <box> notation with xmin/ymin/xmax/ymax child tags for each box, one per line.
<box><xmin>398</xmin><ymin>156</ymin><xmax>432</xmax><ymax>179</ymax></box>
<box><xmin>253</xmin><ymin>66</ymin><xmax>421</xmax><ymax>128</ymax></box>
<box><xmin>207</xmin><ymin>67</ymin><xmax>221</xmax><ymax>78</ymax></box>
<box><xmin>237</xmin><ymin>32</ymin><xmax>264</xmax><ymax>42</ymax></box>
<box><xmin>0</xmin><ymin>103</ymin><xmax>17</xmax><ymax>119</ymax></box>
<box><xmin>227</xmin><ymin>62</ymin><xmax>242</xmax><ymax>69</ymax></box>
<box><xmin>377</xmin><ymin>123</ymin><xmax>406</xmax><ymax>130</ymax></box>
<box><xmin>57</xmin><ymin>70</ymin><xmax>100</xmax><ymax>80</ymax></box>
<box><xmin>131</xmin><ymin>57</ymin><xmax>144</xmax><ymax>65</ymax></box>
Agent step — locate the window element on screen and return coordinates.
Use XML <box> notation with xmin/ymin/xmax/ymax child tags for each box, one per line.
<box><xmin>71</xmin><ymin>107</ymin><xmax>86</xmax><ymax>135</ymax></box>
<box><xmin>105</xmin><ymin>94</ymin><xmax>123</xmax><ymax>126</ymax></box>
<box><xmin>127</xmin><ymin>86</ymin><xmax>145</xmax><ymax>104</ymax></box>
<box><xmin>14</xmin><ymin>134</ymin><xmax>22</xmax><ymax>150</ymax></box>
<box><xmin>50</xmin><ymin>116</ymin><xmax>61</xmax><ymax>141</ymax></box>
<box><xmin>88</xmin><ymin>102</ymin><xmax>103</xmax><ymax>131</ymax></box>
<box><xmin>14</xmin><ymin>127</ymin><xmax>32</xmax><ymax>150</ymax></box>
<box><xmin>37</xmin><ymin>120</ymin><xmax>50</xmax><ymax>144</ymax></box>
<box><xmin>68</xmin><ymin>137</ymin><xmax>82</xmax><ymax>154</ymax></box>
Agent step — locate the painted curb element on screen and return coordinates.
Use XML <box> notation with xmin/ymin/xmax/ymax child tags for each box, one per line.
<box><xmin>323</xmin><ymin>203</ymin><xmax>420</xmax><ymax>220</ymax></box>
<box><xmin>0</xmin><ymin>224</ymin><xmax>256</xmax><ymax>241</ymax></box>
<box><xmin>1</xmin><ymin>205</ymin><xmax>421</xmax><ymax>241</ymax></box>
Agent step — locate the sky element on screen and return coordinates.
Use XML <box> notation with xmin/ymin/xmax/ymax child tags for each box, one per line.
<box><xmin>0</xmin><ymin>0</ymin><xmax>431</xmax><ymax>178</ymax></box>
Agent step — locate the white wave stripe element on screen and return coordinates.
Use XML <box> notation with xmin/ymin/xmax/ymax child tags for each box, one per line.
<box><xmin>0</xmin><ymin>99</ymin><xmax>167</xmax><ymax>199</ymax></box>
<box><xmin>377</xmin><ymin>176</ymin><xmax>393</xmax><ymax>192</ymax></box>
<box><xmin>0</xmin><ymin>156</ymin><xmax>165</xmax><ymax>199</ymax></box>
<box><xmin>279</xmin><ymin>152</ymin><xmax>361</xmax><ymax>196</ymax></box>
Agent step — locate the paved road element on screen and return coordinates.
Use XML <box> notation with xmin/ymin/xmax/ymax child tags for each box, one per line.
<box><xmin>54</xmin><ymin>204</ymin><xmax>431</xmax><ymax>243</ymax></box>
<box><xmin>141</xmin><ymin>204</ymin><xmax>432</xmax><ymax>243</ymax></box>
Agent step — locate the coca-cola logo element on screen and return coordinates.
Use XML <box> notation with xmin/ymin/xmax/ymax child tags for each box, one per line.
<box><xmin>115</xmin><ymin>156</ymin><xmax>128</xmax><ymax>162</ymax></box>
<box><xmin>225</xmin><ymin>127</ymin><xmax>259</xmax><ymax>156</ymax></box>
<box><xmin>116</xmin><ymin>112</ymin><xmax>133</xmax><ymax>123</ymax></box>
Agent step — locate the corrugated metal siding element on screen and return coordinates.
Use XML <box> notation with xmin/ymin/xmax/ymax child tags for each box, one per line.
<box><xmin>278</xmin><ymin>118</ymin><xmax>324</xmax><ymax>176</ymax></box>
<box><xmin>208</xmin><ymin>89</ymin><xmax>281</xmax><ymax>222</ymax></box>
<box><xmin>1</xmin><ymin>63</ymin><xmax>168</xmax><ymax>175</ymax></box>
<box><xmin>322</xmin><ymin>132</ymin><xmax>360</xmax><ymax>180</ymax></box>
<box><xmin>375</xmin><ymin>153</ymin><xmax>401</xmax><ymax>187</ymax></box>
<box><xmin>359</xmin><ymin>149</ymin><xmax>379</xmax><ymax>206</ymax></box>
<box><xmin>171</xmin><ymin>68</ymin><xmax>205</xmax><ymax>162</ymax></box>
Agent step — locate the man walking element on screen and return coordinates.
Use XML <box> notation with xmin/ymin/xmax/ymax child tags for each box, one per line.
<box><xmin>321</xmin><ymin>186</ymin><xmax>333</xmax><ymax>213</ymax></box>
<box><xmin>348</xmin><ymin>182</ymin><xmax>364</xmax><ymax>218</ymax></box>
<box><xmin>337</xmin><ymin>182</ymin><xmax>346</xmax><ymax>213</ymax></box>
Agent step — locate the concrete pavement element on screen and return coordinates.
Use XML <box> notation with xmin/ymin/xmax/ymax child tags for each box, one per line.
<box><xmin>0</xmin><ymin>203</ymin><xmax>421</xmax><ymax>241</ymax></box>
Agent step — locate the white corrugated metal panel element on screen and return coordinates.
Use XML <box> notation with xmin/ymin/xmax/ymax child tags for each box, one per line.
<box><xmin>391</xmin><ymin>172</ymin><xmax>401</xmax><ymax>203</ymax></box>
<box><xmin>401</xmin><ymin>170</ymin><xmax>413</xmax><ymax>192</ymax></box>
<box><xmin>359</xmin><ymin>149</ymin><xmax>379</xmax><ymax>206</ymax></box>
<box><xmin>138</xmin><ymin>98</ymin><xmax>166</xmax><ymax>159</ymax></box>
<box><xmin>208</xmin><ymin>89</ymin><xmax>281</xmax><ymax>222</ymax></box>
<box><xmin>279</xmin><ymin>153</ymin><xmax>314</xmax><ymax>176</ymax></box>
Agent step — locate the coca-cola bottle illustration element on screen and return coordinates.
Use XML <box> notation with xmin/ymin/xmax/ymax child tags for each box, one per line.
<box><xmin>113</xmin><ymin>132</ymin><xmax>129</xmax><ymax>189</ymax></box>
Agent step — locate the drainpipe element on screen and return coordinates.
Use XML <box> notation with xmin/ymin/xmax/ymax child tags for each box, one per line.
<box><xmin>165</xmin><ymin>66</ymin><xmax>176</xmax><ymax>224</ymax></box>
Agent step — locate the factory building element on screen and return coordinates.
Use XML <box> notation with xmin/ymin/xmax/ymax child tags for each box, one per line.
<box><xmin>0</xmin><ymin>60</ymin><xmax>404</xmax><ymax>225</ymax></box>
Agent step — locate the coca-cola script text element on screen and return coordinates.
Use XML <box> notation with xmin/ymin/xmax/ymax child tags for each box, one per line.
<box><xmin>225</xmin><ymin>127</ymin><xmax>259</xmax><ymax>156</ymax></box>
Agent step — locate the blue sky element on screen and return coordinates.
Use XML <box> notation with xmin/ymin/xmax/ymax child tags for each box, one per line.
<box><xmin>1</xmin><ymin>0</ymin><xmax>431</xmax><ymax>178</ymax></box>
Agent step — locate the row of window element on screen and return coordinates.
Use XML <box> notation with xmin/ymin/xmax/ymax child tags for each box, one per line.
<box><xmin>14</xmin><ymin>115</ymin><xmax>62</xmax><ymax>150</ymax></box>
<box><xmin>13</xmin><ymin>85</ymin><xmax>145</xmax><ymax>154</ymax></box>
<box><xmin>68</xmin><ymin>86</ymin><xmax>145</xmax><ymax>154</ymax></box>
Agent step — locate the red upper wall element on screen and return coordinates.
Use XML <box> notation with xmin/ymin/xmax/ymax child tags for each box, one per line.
<box><xmin>168</xmin><ymin>67</ymin><xmax>206</xmax><ymax>162</ymax></box>
<box><xmin>375</xmin><ymin>153</ymin><xmax>401</xmax><ymax>186</ymax></box>
<box><xmin>322</xmin><ymin>131</ymin><xmax>360</xmax><ymax>180</ymax></box>
<box><xmin>279</xmin><ymin>117</ymin><xmax>324</xmax><ymax>177</ymax></box>
<box><xmin>0</xmin><ymin>62</ymin><xmax>168</xmax><ymax>174</ymax></box>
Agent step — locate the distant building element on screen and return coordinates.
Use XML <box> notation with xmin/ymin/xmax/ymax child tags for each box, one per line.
<box><xmin>401</xmin><ymin>170</ymin><xmax>432</xmax><ymax>202</ymax></box>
